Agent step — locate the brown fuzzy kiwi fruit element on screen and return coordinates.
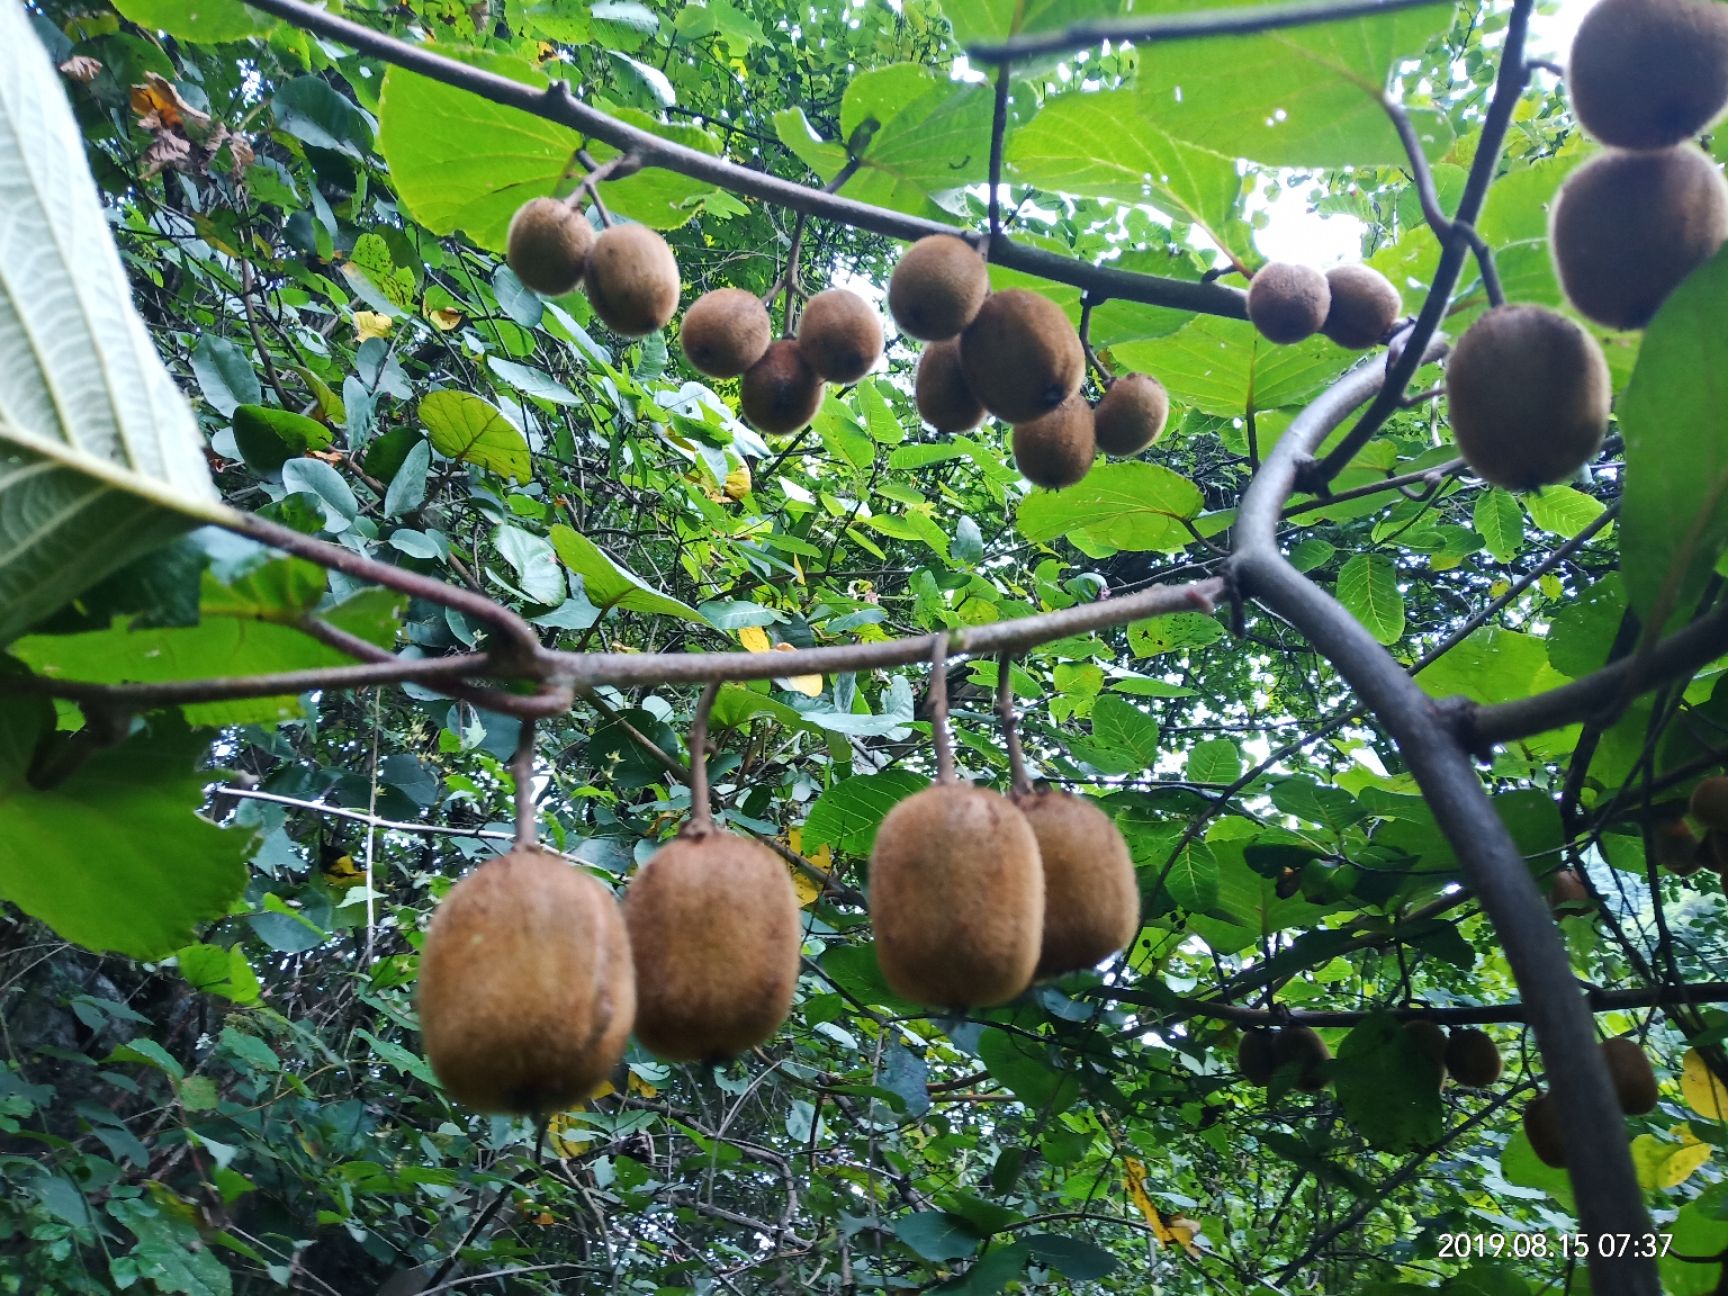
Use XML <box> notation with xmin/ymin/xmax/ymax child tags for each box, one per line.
<box><xmin>798</xmin><ymin>289</ymin><xmax>884</xmax><ymax>383</ymax></box>
<box><xmin>1704</xmin><ymin>828</ymin><xmax>1728</xmax><ymax>876</ymax></box>
<box><xmin>868</xmin><ymin>782</ymin><xmax>1045</xmax><ymax>1008</ymax></box>
<box><xmin>1444</xmin><ymin>1028</ymin><xmax>1504</xmax><ymax>1088</ymax></box>
<box><xmin>1655</xmin><ymin>817</ymin><xmax>1704</xmax><ymax>875</ymax></box>
<box><xmin>1010</xmin><ymin>788</ymin><xmax>1139</xmax><ymax>978</ymax></box>
<box><xmin>915</xmin><ymin>339</ymin><xmax>986</xmax><ymax>433</ymax></box>
<box><xmin>1568</xmin><ymin>0</ymin><xmax>1728</xmax><ymax>150</ymax></box>
<box><xmin>1404</xmin><ymin>1020</ymin><xmax>1449</xmax><ymax>1086</ymax></box>
<box><xmin>1273</xmin><ymin>1024</ymin><xmax>1331</xmax><ymax>1092</ymax></box>
<box><xmin>1246</xmin><ymin>263</ymin><xmax>1331</xmax><ymax>345</ymax></box>
<box><xmin>1603</xmin><ymin>1037</ymin><xmax>1660</xmax><ymax>1114</ymax></box>
<box><xmin>888</xmin><ymin>234</ymin><xmax>990</xmax><ymax>341</ymax></box>
<box><xmin>623</xmin><ymin>828</ymin><xmax>802</xmax><ymax>1062</ymax></box>
<box><xmin>1550</xmin><ymin>144</ymin><xmax>1728</xmax><ymax>331</ymax></box>
<box><xmin>1547</xmin><ymin>868</ymin><xmax>1593</xmax><ymax>915</ymax></box>
<box><xmin>584</xmin><ymin>223</ymin><xmax>681</xmax><ymax>336</ymax></box>
<box><xmin>1691</xmin><ymin>775</ymin><xmax>1728</xmax><ymax>831</ymax></box>
<box><xmin>417</xmin><ymin>846</ymin><xmax>635</xmax><ymax>1114</ymax></box>
<box><xmin>1445</xmin><ymin>305</ymin><xmax>1610</xmax><ymax>490</ymax></box>
<box><xmin>1012</xmin><ymin>397</ymin><xmax>1096</xmax><ymax>490</ymax></box>
<box><xmin>506</xmin><ymin>197</ymin><xmax>595</xmax><ymax>297</ymax></box>
<box><xmin>680</xmin><ymin>288</ymin><xmax>772</xmax><ymax>378</ymax></box>
<box><xmin>740</xmin><ymin>340</ymin><xmax>825</xmax><ymax>434</ymax></box>
<box><xmin>1321</xmin><ymin>265</ymin><xmax>1402</xmax><ymax>349</ymax></box>
<box><xmin>1092</xmin><ymin>373</ymin><xmax>1170</xmax><ymax>457</ymax></box>
<box><xmin>1238</xmin><ymin>1030</ymin><xmax>1278</xmax><ymax>1086</ymax></box>
<box><xmin>1523</xmin><ymin>1092</ymin><xmax>1568</xmax><ymax>1168</ymax></box>
<box><xmin>960</xmin><ymin>290</ymin><xmax>1085</xmax><ymax>423</ymax></box>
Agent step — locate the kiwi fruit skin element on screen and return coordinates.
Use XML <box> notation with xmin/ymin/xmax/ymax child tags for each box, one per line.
<box><xmin>1273</xmin><ymin>1024</ymin><xmax>1331</xmax><ymax>1092</ymax></box>
<box><xmin>1656</xmin><ymin>817</ymin><xmax>1704</xmax><ymax>875</ymax></box>
<box><xmin>1238</xmin><ymin>1030</ymin><xmax>1278</xmax><ymax>1086</ymax></box>
<box><xmin>1445</xmin><ymin>305</ymin><xmax>1610</xmax><ymax>491</ymax></box>
<box><xmin>680</xmin><ymin>288</ymin><xmax>772</xmax><ymax>378</ymax></box>
<box><xmin>1691</xmin><ymin>776</ymin><xmax>1728</xmax><ymax>830</ymax></box>
<box><xmin>1092</xmin><ymin>373</ymin><xmax>1170</xmax><ymax>457</ymax></box>
<box><xmin>417</xmin><ymin>846</ymin><xmax>635</xmax><ymax>1115</ymax></box>
<box><xmin>1247</xmin><ymin>263</ymin><xmax>1331</xmax><ymax>345</ymax></box>
<box><xmin>1404</xmin><ymin>1020</ymin><xmax>1449</xmax><ymax>1086</ymax></box>
<box><xmin>506</xmin><ymin>197</ymin><xmax>596</xmax><ymax>297</ymax></box>
<box><xmin>960</xmin><ymin>290</ymin><xmax>1085</xmax><ymax>423</ymax></box>
<box><xmin>623</xmin><ymin>829</ymin><xmax>802</xmax><ymax>1062</ymax></box>
<box><xmin>888</xmin><ymin>234</ymin><xmax>990</xmax><ymax>341</ymax></box>
<box><xmin>915</xmin><ymin>339</ymin><xmax>986</xmax><ymax>433</ymax></box>
<box><xmin>868</xmin><ymin>782</ymin><xmax>1045</xmax><ymax>1009</ymax></box>
<box><xmin>740</xmin><ymin>340</ymin><xmax>825</xmax><ymax>434</ymax></box>
<box><xmin>1550</xmin><ymin>144</ymin><xmax>1728</xmax><ymax>331</ymax></box>
<box><xmin>1602</xmin><ymin>1037</ymin><xmax>1659</xmax><ymax>1114</ymax></box>
<box><xmin>1547</xmin><ymin>868</ymin><xmax>1593</xmax><ymax>915</ymax></box>
<box><xmin>1011</xmin><ymin>789</ymin><xmax>1139</xmax><ymax>978</ymax></box>
<box><xmin>1444</xmin><ymin>1028</ymin><xmax>1504</xmax><ymax>1088</ymax></box>
<box><xmin>1011</xmin><ymin>397</ymin><xmax>1096</xmax><ymax>489</ymax></box>
<box><xmin>798</xmin><ymin>289</ymin><xmax>884</xmax><ymax>383</ymax></box>
<box><xmin>1523</xmin><ymin>1092</ymin><xmax>1568</xmax><ymax>1168</ymax></box>
<box><xmin>1568</xmin><ymin>0</ymin><xmax>1728</xmax><ymax>150</ymax></box>
<box><xmin>1321</xmin><ymin>265</ymin><xmax>1402</xmax><ymax>349</ymax></box>
<box><xmin>584</xmin><ymin>223</ymin><xmax>681</xmax><ymax>336</ymax></box>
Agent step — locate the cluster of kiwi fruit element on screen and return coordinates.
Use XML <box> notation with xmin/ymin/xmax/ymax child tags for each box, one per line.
<box><xmin>1523</xmin><ymin>1037</ymin><xmax>1659</xmax><ymax>1169</ymax></box>
<box><xmin>416</xmin><ymin>825</ymin><xmax>803</xmax><ymax>1115</ymax></box>
<box><xmin>506</xmin><ymin>197</ymin><xmax>681</xmax><ymax>337</ymax></box>
<box><xmin>1639</xmin><ymin>775</ymin><xmax>1728</xmax><ymax>882</ymax></box>
<box><xmin>1236</xmin><ymin>1020</ymin><xmax>1503</xmax><ymax>1094</ymax></box>
<box><xmin>867</xmin><ymin>776</ymin><xmax>1141</xmax><ymax>1009</ymax></box>
<box><xmin>1244</xmin><ymin>261</ymin><xmax>1405</xmax><ymax>350</ymax></box>
<box><xmin>889</xmin><ymin>235</ymin><xmax>1171</xmax><ymax>490</ymax></box>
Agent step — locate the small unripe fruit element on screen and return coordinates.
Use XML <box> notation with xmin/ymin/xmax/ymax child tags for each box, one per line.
<box><xmin>1444</xmin><ymin>1028</ymin><xmax>1504</xmax><ymax>1088</ymax></box>
<box><xmin>1247</xmin><ymin>263</ymin><xmax>1330</xmax><ymax>345</ymax></box>
<box><xmin>1321</xmin><ymin>264</ymin><xmax>1402</xmax><ymax>349</ymax></box>
<box><xmin>888</xmin><ymin>234</ymin><xmax>990</xmax><ymax>341</ymax></box>
<box><xmin>1273</xmin><ymin>1024</ymin><xmax>1331</xmax><ymax>1092</ymax></box>
<box><xmin>1691</xmin><ymin>775</ymin><xmax>1728</xmax><ymax>830</ymax></box>
<box><xmin>1602</xmin><ymin>1037</ymin><xmax>1659</xmax><ymax>1115</ymax></box>
<box><xmin>584</xmin><ymin>223</ymin><xmax>681</xmax><ymax>336</ymax></box>
<box><xmin>1012</xmin><ymin>397</ymin><xmax>1095</xmax><ymax>490</ymax></box>
<box><xmin>1568</xmin><ymin>0</ymin><xmax>1728</xmax><ymax>150</ymax></box>
<box><xmin>680</xmin><ymin>288</ymin><xmax>772</xmax><ymax>378</ymax></box>
<box><xmin>740</xmin><ymin>339</ymin><xmax>825</xmax><ymax>434</ymax></box>
<box><xmin>506</xmin><ymin>197</ymin><xmax>595</xmax><ymax>297</ymax></box>
<box><xmin>1523</xmin><ymin>1092</ymin><xmax>1568</xmax><ymax>1168</ymax></box>
<box><xmin>1238</xmin><ymin>1030</ymin><xmax>1277</xmax><ymax>1086</ymax></box>
<box><xmin>1092</xmin><ymin>373</ymin><xmax>1170</xmax><ymax>457</ymax></box>
<box><xmin>1445</xmin><ymin>305</ymin><xmax>1610</xmax><ymax>490</ymax></box>
<box><xmin>1655</xmin><ymin>817</ymin><xmax>1704</xmax><ymax>875</ymax></box>
<box><xmin>960</xmin><ymin>290</ymin><xmax>1085</xmax><ymax>423</ymax></box>
<box><xmin>1011</xmin><ymin>789</ymin><xmax>1139</xmax><ymax>978</ymax></box>
<box><xmin>1547</xmin><ymin>868</ymin><xmax>1593</xmax><ymax>915</ymax></box>
<box><xmin>915</xmin><ymin>339</ymin><xmax>986</xmax><ymax>433</ymax></box>
<box><xmin>798</xmin><ymin>289</ymin><xmax>884</xmax><ymax>383</ymax></box>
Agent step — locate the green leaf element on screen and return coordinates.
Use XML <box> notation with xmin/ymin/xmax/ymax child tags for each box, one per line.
<box><xmin>1335</xmin><ymin>553</ymin><xmax>1405</xmax><ymax>645</ymax></box>
<box><xmin>1114</xmin><ymin>315</ymin><xmax>1352</xmax><ymax>419</ymax></box>
<box><xmin>111</xmin><ymin>0</ymin><xmax>274</xmax><ymax>40</ymax></box>
<box><xmin>1187</xmin><ymin>738</ymin><xmax>1242</xmax><ymax>785</ymax></box>
<box><xmin>977</xmin><ymin>1028</ymin><xmax>1079</xmax><ymax>1114</ymax></box>
<box><xmin>0</xmin><ymin>699</ymin><xmax>251</xmax><ymax>959</ymax></box>
<box><xmin>1023</xmin><ymin>1234</ymin><xmax>1118</xmax><ymax>1281</ymax></box>
<box><xmin>1547</xmin><ymin>579</ymin><xmax>1627</xmax><ymax>679</ymax></box>
<box><xmin>1414</xmin><ymin>627</ymin><xmax>1550</xmax><ymax>706</ymax></box>
<box><xmin>1016</xmin><ymin>462</ymin><xmax>1204</xmax><ymax>557</ymax></box>
<box><xmin>232</xmin><ymin>405</ymin><xmax>336</xmax><ymax>474</ymax></box>
<box><xmin>190</xmin><ymin>337</ymin><xmax>261</xmax><ymax>416</ymax></box>
<box><xmin>803</xmin><ymin>770</ymin><xmax>930</xmax><ymax>855</ymax></box>
<box><xmin>1333</xmin><ymin>1013</ymin><xmax>1445</xmax><ymax>1152</ymax></box>
<box><xmin>272</xmin><ymin>76</ymin><xmax>373</xmax><ymax>159</ymax></box>
<box><xmin>420</xmin><ymin>389</ymin><xmax>532</xmax><ymax>483</ymax></box>
<box><xmin>281</xmin><ymin>458</ymin><xmax>359</xmax><ymax>534</ymax></box>
<box><xmin>1473</xmin><ymin>488</ymin><xmax>1524</xmax><ymax>562</ymax></box>
<box><xmin>936</xmin><ymin>0</ymin><xmax>1115</xmax><ymax>46</ymax></box>
<box><xmin>1165</xmin><ymin>836</ymin><xmax>1219</xmax><ymax>912</ymax></box>
<box><xmin>1523</xmin><ymin>484</ymin><xmax>1607</xmax><ymax>539</ymax></box>
<box><xmin>176</xmin><ymin>943</ymin><xmax>261</xmax><ymax>1006</ymax></box>
<box><xmin>894</xmin><ymin>1211</ymin><xmax>981</xmax><ymax>1262</ymax></box>
<box><xmin>1070</xmin><ymin>695</ymin><xmax>1160</xmax><ymax>775</ymax></box>
<box><xmin>1128</xmin><ymin>611</ymin><xmax>1226</xmax><ymax>658</ymax></box>
<box><xmin>493</xmin><ymin>525</ymin><xmax>565</xmax><ymax>605</ymax></box>
<box><xmin>548</xmin><ymin>524</ymin><xmax>707</xmax><ymax>622</ymax></box>
<box><xmin>487</xmin><ymin>356</ymin><xmax>582</xmax><ymax>406</ymax></box>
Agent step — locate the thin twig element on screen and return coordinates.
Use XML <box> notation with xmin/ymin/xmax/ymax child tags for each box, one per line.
<box><xmin>995</xmin><ymin>652</ymin><xmax>1032</xmax><ymax>795</ymax></box>
<box><xmin>511</xmin><ymin>717</ymin><xmax>538</xmax><ymax>847</ymax></box>
<box><xmin>687</xmin><ymin>681</ymin><xmax>721</xmax><ymax>833</ymax></box>
<box><xmin>929</xmin><ymin>633</ymin><xmax>956</xmax><ymax>784</ymax></box>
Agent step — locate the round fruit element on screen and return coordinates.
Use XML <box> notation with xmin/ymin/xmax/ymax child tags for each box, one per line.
<box><xmin>915</xmin><ymin>339</ymin><xmax>986</xmax><ymax>433</ymax></box>
<box><xmin>960</xmin><ymin>290</ymin><xmax>1085</xmax><ymax>423</ymax></box>
<box><xmin>1548</xmin><ymin>868</ymin><xmax>1593</xmax><ymax>914</ymax></box>
<box><xmin>584</xmin><ymin>223</ymin><xmax>681</xmax><ymax>336</ymax></box>
<box><xmin>417</xmin><ymin>846</ymin><xmax>635</xmax><ymax>1115</ymax></box>
<box><xmin>888</xmin><ymin>234</ymin><xmax>990</xmax><ymax>341</ymax></box>
<box><xmin>1523</xmin><ymin>1092</ymin><xmax>1568</xmax><ymax>1168</ymax></box>
<box><xmin>1655</xmin><ymin>817</ymin><xmax>1704</xmax><ymax>875</ymax></box>
<box><xmin>1321</xmin><ymin>264</ymin><xmax>1402</xmax><ymax>349</ymax></box>
<box><xmin>1404</xmin><ymin>1019</ymin><xmax>1449</xmax><ymax>1086</ymax></box>
<box><xmin>1274</xmin><ymin>868</ymin><xmax>1302</xmax><ymax>900</ymax></box>
<box><xmin>1705</xmin><ymin>829</ymin><xmax>1728</xmax><ymax>876</ymax></box>
<box><xmin>1691</xmin><ymin>775</ymin><xmax>1728</xmax><ymax>830</ymax></box>
<box><xmin>1550</xmin><ymin>144</ymin><xmax>1728</xmax><ymax>330</ymax></box>
<box><xmin>1273</xmin><ymin>1025</ymin><xmax>1331</xmax><ymax>1092</ymax></box>
<box><xmin>506</xmin><ymin>197</ymin><xmax>595</xmax><ymax>297</ymax></box>
<box><xmin>1246</xmin><ymin>263</ymin><xmax>1331</xmax><ymax>345</ymax></box>
<box><xmin>680</xmin><ymin>288</ymin><xmax>772</xmax><ymax>378</ymax></box>
<box><xmin>798</xmin><ymin>288</ymin><xmax>884</xmax><ymax>383</ymax></box>
<box><xmin>1011</xmin><ymin>397</ymin><xmax>1096</xmax><ymax>489</ymax></box>
<box><xmin>1239</xmin><ymin>1029</ymin><xmax>1278</xmax><ymax>1086</ymax></box>
<box><xmin>1444</xmin><ymin>1028</ymin><xmax>1504</xmax><ymax>1088</ymax></box>
<box><xmin>740</xmin><ymin>339</ymin><xmax>825</xmax><ymax>434</ymax></box>
<box><xmin>1602</xmin><ymin>1037</ymin><xmax>1659</xmax><ymax>1114</ymax></box>
<box><xmin>1092</xmin><ymin>373</ymin><xmax>1170</xmax><ymax>456</ymax></box>
<box><xmin>623</xmin><ymin>829</ymin><xmax>802</xmax><ymax>1062</ymax></box>
<box><xmin>1568</xmin><ymin>0</ymin><xmax>1728</xmax><ymax>150</ymax></box>
<box><xmin>1445</xmin><ymin>305</ymin><xmax>1610</xmax><ymax>490</ymax></box>
<box><xmin>1011</xmin><ymin>788</ymin><xmax>1139</xmax><ymax>978</ymax></box>
<box><xmin>868</xmin><ymin>782</ymin><xmax>1045</xmax><ymax>1008</ymax></box>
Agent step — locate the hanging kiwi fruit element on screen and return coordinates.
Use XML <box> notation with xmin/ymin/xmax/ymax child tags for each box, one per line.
<box><xmin>960</xmin><ymin>289</ymin><xmax>1085</xmax><ymax>424</ymax></box>
<box><xmin>888</xmin><ymin>233</ymin><xmax>990</xmax><ymax>341</ymax></box>
<box><xmin>1523</xmin><ymin>1092</ymin><xmax>1568</xmax><ymax>1168</ymax></box>
<box><xmin>1091</xmin><ymin>373</ymin><xmax>1170</xmax><ymax>457</ymax></box>
<box><xmin>506</xmin><ymin>196</ymin><xmax>596</xmax><ymax>297</ymax></box>
<box><xmin>1320</xmin><ymin>264</ymin><xmax>1402</xmax><ymax>349</ymax></box>
<box><xmin>584</xmin><ymin>222</ymin><xmax>682</xmax><ymax>336</ymax></box>
<box><xmin>1272</xmin><ymin>1024</ymin><xmax>1331</xmax><ymax>1092</ymax></box>
<box><xmin>1238</xmin><ymin>1029</ymin><xmax>1278</xmax><ymax>1086</ymax></box>
<box><xmin>1011</xmin><ymin>396</ymin><xmax>1096</xmax><ymax>490</ymax></box>
<box><xmin>1567</xmin><ymin>0</ymin><xmax>1728</xmax><ymax>151</ymax></box>
<box><xmin>681</xmin><ymin>287</ymin><xmax>773</xmax><ymax>378</ymax></box>
<box><xmin>1602</xmin><ymin>1037</ymin><xmax>1659</xmax><ymax>1114</ymax></box>
<box><xmin>740</xmin><ymin>339</ymin><xmax>825</xmax><ymax>434</ymax></box>
<box><xmin>1443</xmin><ymin>1028</ymin><xmax>1503</xmax><ymax>1088</ymax></box>
<box><xmin>1246</xmin><ymin>262</ymin><xmax>1330</xmax><ymax>345</ymax></box>
<box><xmin>797</xmin><ymin>288</ymin><xmax>884</xmax><ymax>383</ymax></box>
<box><xmin>915</xmin><ymin>339</ymin><xmax>986</xmax><ymax>433</ymax></box>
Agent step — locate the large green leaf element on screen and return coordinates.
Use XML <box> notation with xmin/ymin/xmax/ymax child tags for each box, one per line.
<box><xmin>0</xmin><ymin>698</ymin><xmax>252</xmax><ymax>959</ymax></box>
<box><xmin>1333</xmin><ymin>1013</ymin><xmax>1444</xmax><ymax>1152</ymax></box>
<box><xmin>1113</xmin><ymin>315</ymin><xmax>1353</xmax><ymax>419</ymax></box>
<box><xmin>548</xmin><ymin>524</ymin><xmax>707</xmax><ymax>622</ymax></box>
<box><xmin>111</xmin><ymin>0</ymin><xmax>274</xmax><ymax>40</ymax></box>
<box><xmin>1335</xmin><ymin>553</ymin><xmax>1404</xmax><ymax>645</ymax></box>
<box><xmin>801</xmin><ymin>770</ymin><xmax>930</xmax><ymax>856</ymax></box>
<box><xmin>937</xmin><ymin>0</ymin><xmax>1119</xmax><ymax>46</ymax></box>
<box><xmin>419</xmin><ymin>389</ymin><xmax>532</xmax><ymax>482</ymax></box>
<box><xmin>1016</xmin><ymin>462</ymin><xmax>1203</xmax><ymax>557</ymax></box>
<box><xmin>0</xmin><ymin>7</ymin><xmax>236</xmax><ymax>648</ymax></box>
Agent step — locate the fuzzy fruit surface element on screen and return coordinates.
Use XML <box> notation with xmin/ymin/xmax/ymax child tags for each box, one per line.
<box><xmin>741</xmin><ymin>339</ymin><xmax>825</xmax><ymax>434</ymax></box>
<box><xmin>680</xmin><ymin>288</ymin><xmax>772</xmax><ymax>378</ymax></box>
<box><xmin>888</xmin><ymin>234</ymin><xmax>989</xmax><ymax>341</ymax></box>
<box><xmin>1238</xmin><ymin>1030</ymin><xmax>1277</xmax><ymax>1086</ymax></box>
<box><xmin>1011</xmin><ymin>398</ymin><xmax>1095</xmax><ymax>489</ymax></box>
<box><xmin>1321</xmin><ymin>265</ymin><xmax>1401</xmax><ymax>349</ymax></box>
<box><xmin>624</xmin><ymin>829</ymin><xmax>802</xmax><ymax>1062</ymax></box>
<box><xmin>1247</xmin><ymin>263</ymin><xmax>1330</xmax><ymax>345</ymax></box>
<box><xmin>915</xmin><ymin>339</ymin><xmax>985</xmax><ymax>433</ymax></box>
<box><xmin>960</xmin><ymin>290</ymin><xmax>1084</xmax><ymax>423</ymax></box>
<box><xmin>1012</xmin><ymin>789</ymin><xmax>1139</xmax><ymax>978</ymax></box>
<box><xmin>1568</xmin><ymin>0</ymin><xmax>1728</xmax><ymax>150</ymax></box>
<box><xmin>798</xmin><ymin>289</ymin><xmax>884</xmax><ymax>383</ymax></box>
<box><xmin>585</xmin><ymin>223</ymin><xmax>681</xmax><ymax>336</ymax></box>
<box><xmin>1092</xmin><ymin>373</ymin><xmax>1170</xmax><ymax>457</ymax></box>
<box><xmin>1444</xmin><ymin>1028</ymin><xmax>1504</xmax><ymax>1088</ymax></box>
<box><xmin>1524</xmin><ymin>1093</ymin><xmax>1567</xmax><ymax>1167</ymax></box>
<box><xmin>506</xmin><ymin>197</ymin><xmax>595</xmax><ymax>297</ymax></box>
<box><xmin>1690</xmin><ymin>775</ymin><xmax>1728</xmax><ymax>830</ymax></box>
<box><xmin>1602</xmin><ymin>1037</ymin><xmax>1659</xmax><ymax>1114</ymax></box>
<box><xmin>417</xmin><ymin>847</ymin><xmax>635</xmax><ymax>1115</ymax></box>
<box><xmin>868</xmin><ymin>782</ymin><xmax>1045</xmax><ymax>1008</ymax></box>
<box><xmin>1273</xmin><ymin>1025</ymin><xmax>1331</xmax><ymax>1091</ymax></box>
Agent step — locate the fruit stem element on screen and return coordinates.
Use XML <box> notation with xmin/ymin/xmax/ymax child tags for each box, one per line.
<box><xmin>1077</xmin><ymin>295</ymin><xmax>1113</xmax><ymax>389</ymax></box>
<box><xmin>511</xmin><ymin>717</ymin><xmax>539</xmax><ymax>847</ymax></box>
<box><xmin>572</xmin><ymin>147</ymin><xmax>634</xmax><ymax>228</ymax></box>
<box><xmin>686</xmin><ymin>680</ymin><xmax>721</xmax><ymax>834</ymax></box>
<box><xmin>995</xmin><ymin>652</ymin><xmax>1033</xmax><ymax>796</ymax></box>
<box><xmin>987</xmin><ymin>64</ymin><xmax>1009</xmax><ymax>242</ymax></box>
<box><xmin>929</xmin><ymin>633</ymin><xmax>957</xmax><ymax>784</ymax></box>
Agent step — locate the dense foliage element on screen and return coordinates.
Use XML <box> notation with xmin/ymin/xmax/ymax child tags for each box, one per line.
<box><xmin>7</xmin><ymin>0</ymin><xmax>1728</xmax><ymax>1293</ymax></box>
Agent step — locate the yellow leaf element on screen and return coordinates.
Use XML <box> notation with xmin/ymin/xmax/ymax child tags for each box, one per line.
<box><xmin>786</xmin><ymin>827</ymin><xmax>831</xmax><ymax>907</ymax></box>
<box><xmin>774</xmin><ymin>643</ymin><xmax>822</xmax><ymax>697</ymax></box>
<box><xmin>547</xmin><ymin>1111</ymin><xmax>592</xmax><ymax>1157</ymax></box>
<box><xmin>1124</xmin><ymin>1157</ymin><xmax>1201</xmax><ymax>1256</ymax></box>
<box><xmin>724</xmin><ymin>461</ymin><xmax>752</xmax><ymax>500</ymax></box>
<box><xmin>427</xmin><ymin>307</ymin><xmax>464</xmax><ymax>331</ymax></box>
<box><xmin>1682</xmin><ymin>1048</ymin><xmax>1728</xmax><ymax>1121</ymax></box>
<box><xmin>625</xmin><ymin>1071</ymin><xmax>658</xmax><ymax>1099</ymax></box>
<box><xmin>355</xmin><ymin>311</ymin><xmax>393</xmax><ymax>341</ymax></box>
<box><xmin>1632</xmin><ymin>1130</ymin><xmax>1712</xmax><ymax>1189</ymax></box>
<box><xmin>738</xmin><ymin>625</ymin><xmax>773</xmax><ymax>653</ymax></box>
